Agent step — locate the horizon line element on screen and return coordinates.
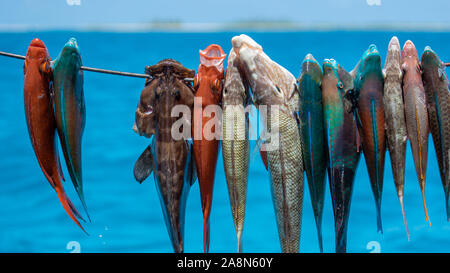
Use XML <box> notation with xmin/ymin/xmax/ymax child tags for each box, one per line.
<box><xmin>1</xmin><ymin>22</ymin><xmax>450</xmax><ymax>33</ymax></box>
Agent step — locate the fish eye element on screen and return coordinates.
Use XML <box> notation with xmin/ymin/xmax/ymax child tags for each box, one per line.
<box><xmin>174</xmin><ymin>90</ymin><xmax>181</xmax><ymax>100</ymax></box>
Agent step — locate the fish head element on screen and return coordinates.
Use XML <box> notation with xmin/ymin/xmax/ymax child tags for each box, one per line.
<box><xmin>401</xmin><ymin>40</ymin><xmax>420</xmax><ymax>69</ymax></box>
<box><xmin>223</xmin><ymin>49</ymin><xmax>249</xmax><ymax>105</ymax></box>
<box><xmin>300</xmin><ymin>54</ymin><xmax>322</xmax><ymax>84</ymax></box>
<box><xmin>57</xmin><ymin>37</ymin><xmax>82</xmax><ymax>65</ymax></box>
<box><xmin>194</xmin><ymin>44</ymin><xmax>226</xmax><ymax>105</ymax></box>
<box><xmin>232</xmin><ymin>34</ymin><xmax>297</xmax><ymax>109</ymax></box>
<box><xmin>322</xmin><ymin>59</ymin><xmax>340</xmax><ymax>88</ymax></box>
<box><xmin>421</xmin><ymin>46</ymin><xmax>443</xmax><ymax>70</ymax></box>
<box><xmin>421</xmin><ymin>46</ymin><xmax>448</xmax><ymax>81</ymax></box>
<box><xmin>24</xmin><ymin>38</ymin><xmax>51</xmax><ymax>76</ymax></box>
<box><xmin>134</xmin><ymin>59</ymin><xmax>195</xmax><ymax>138</ymax></box>
<box><xmin>355</xmin><ymin>44</ymin><xmax>383</xmax><ymax>88</ymax></box>
<box><xmin>384</xmin><ymin>36</ymin><xmax>402</xmax><ymax>80</ymax></box>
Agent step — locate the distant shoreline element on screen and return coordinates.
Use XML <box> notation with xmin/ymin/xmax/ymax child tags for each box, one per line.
<box><xmin>1</xmin><ymin>22</ymin><xmax>450</xmax><ymax>32</ymax></box>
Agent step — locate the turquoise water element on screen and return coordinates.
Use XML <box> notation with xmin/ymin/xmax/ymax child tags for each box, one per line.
<box><xmin>1</xmin><ymin>31</ymin><xmax>450</xmax><ymax>253</ymax></box>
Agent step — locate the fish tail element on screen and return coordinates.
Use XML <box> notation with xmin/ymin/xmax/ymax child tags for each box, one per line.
<box><xmin>236</xmin><ymin>229</ymin><xmax>243</xmax><ymax>253</ymax></box>
<box><xmin>399</xmin><ymin>195</ymin><xmax>410</xmax><ymax>241</ymax></box>
<box><xmin>316</xmin><ymin>220</ymin><xmax>323</xmax><ymax>253</ymax></box>
<box><xmin>76</xmin><ymin>188</ymin><xmax>91</xmax><ymax>222</ymax></box>
<box><xmin>203</xmin><ymin>218</ymin><xmax>210</xmax><ymax>253</ymax></box>
<box><xmin>55</xmin><ymin>187</ymin><xmax>88</xmax><ymax>235</ymax></box>
<box><xmin>421</xmin><ymin>186</ymin><xmax>431</xmax><ymax>225</ymax></box>
<box><xmin>371</xmin><ymin>100</ymin><xmax>382</xmax><ymax>234</ymax></box>
<box><xmin>376</xmin><ymin>202</ymin><xmax>383</xmax><ymax>234</ymax></box>
<box><xmin>446</xmin><ymin>191</ymin><xmax>450</xmax><ymax>221</ymax></box>
<box><xmin>335</xmin><ymin>226</ymin><xmax>347</xmax><ymax>253</ymax></box>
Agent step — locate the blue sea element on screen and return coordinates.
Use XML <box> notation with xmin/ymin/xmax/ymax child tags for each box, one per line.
<box><xmin>1</xmin><ymin>31</ymin><xmax>450</xmax><ymax>253</ymax></box>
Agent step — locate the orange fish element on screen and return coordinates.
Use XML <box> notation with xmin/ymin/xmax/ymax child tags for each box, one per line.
<box><xmin>192</xmin><ymin>44</ymin><xmax>226</xmax><ymax>252</ymax></box>
<box><xmin>23</xmin><ymin>38</ymin><xmax>86</xmax><ymax>232</ymax></box>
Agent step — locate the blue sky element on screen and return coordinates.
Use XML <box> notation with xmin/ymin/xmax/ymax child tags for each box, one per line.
<box><xmin>0</xmin><ymin>0</ymin><xmax>449</xmax><ymax>29</ymax></box>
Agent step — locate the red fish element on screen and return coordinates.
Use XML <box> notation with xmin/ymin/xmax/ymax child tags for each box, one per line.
<box><xmin>23</xmin><ymin>38</ymin><xmax>85</xmax><ymax>232</ymax></box>
<box><xmin>192</xmin><ymin>44</ymin><xmax>226</xmax><ymax>252</ymax></box>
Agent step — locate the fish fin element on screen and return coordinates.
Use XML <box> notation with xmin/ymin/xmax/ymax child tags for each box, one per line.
<box><xmin>399</xmin><ymin>195</ymin><xmax>410</xmax><ymax>241</ymax></box>
<box><xmin>133</xmin><ymin>145</ymin><xmax>154</xmax><ymax>183</ymax></box>
<box><xmin>237</xmin><ymin>229</ymin><xmax>243</xmax><ymax>253</ymax></box>
<box><xmin>188</xmin><ymin>142</ymin><xmax>197</xmax><ymax>186</ymax></box>
<box><xmin>203</xmin><ymin>219</ymin><xmax>210</xmax><ymax>253</ymax></box>
<box><xmin>421</xmin><ymin>186</ymin><xmax>431</xmax><ymax>226</ymax></box>
<box><xmin>260</xmin><ymin>148</ymin><xmax>268</xmax><ymax>171</ymax></box>
<box><xmin>55</xmin><ymin>187</ymin><xmax>88</xmax><ymax>235</ymax></box>
<box><xmin>371</xmin><ymin>100</ymin><xmax>383</xmax><ymax>233</ymax></box>
<box><xmin>251</xmin><ymin>137</ymin><xmax>268</xmax><ymax>171</ymax></box>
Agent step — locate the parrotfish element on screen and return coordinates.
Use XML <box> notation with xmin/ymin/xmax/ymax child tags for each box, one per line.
<box><xmin>401</xmin><ymin>40</ymin><xmax>430</xmax><ymax>224</ymax></box>
<box><xmin>23</xmin><ymin>38</ymin><xmax>86</xmax><ymax>232</ymax></box>
<box><xmin>222</xmin><ymin>48</ymin><xmax>250</xmax><ymax>253</ymax></box>
<box><xmin>232</xmin><ymin>34</ymin><xmax>303</xmax><ymax>253</ymax></box>
<box><xmin>133</xmin><ymin>59</ymin><xmax>197</xmax><ymax>253</ymax></box>
<box><xmin>353</xmin><ymin>44</ymin><xmax>386</xmax><ymax>233</ymax></box>
<box><xmin>421</xmin><ymin>46</ymin><xmax>450</xmax><ymax>220</ymax></box>
<box><xmin>297</xmin><ymin>54</ymin><xmax>326</xmax><ymax>253</ymax></box>
<box><xmin>192</xmin><ymin>44</ymin><xmax>226</xmax><ymax>253</ymax></box>
<box><xmin>51</xmin><ymin>38</ymin><xmax>89</xmax><ymax>220</ymax></box>
<box><xmin>322</xmin><ymin>59</ymin><xmax>360</xmax><ymax>253</ymax></box>
<box><xmin>383</xmin><ymin>37</ymin><xmax>409</xmax><ymax>238</ymax></box>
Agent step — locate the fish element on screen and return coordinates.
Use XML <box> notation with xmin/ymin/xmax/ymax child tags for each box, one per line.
<box><xmin>51</xmin><ymin>38</ymin><xmax>89</xmax><ymax>221</ymax></box>
<box><xmin>133</xmin><ymin>59</ymin><xmax>197</xmax><ymax>253</ymax></box>
<box><xmin>401</xmin><ymin>40</ymin><xmax>430</xmax><ymax>224</ymax></box>
<box><xmin>297</xmin><ymin>54</ymin><xmax>326</xmax><ymax>253</ymax></box>
<box><xmin>383</xmin><ymin>37</ymin><xmax>409</xmax><ymax>238</ymax></box>
<box><xmin>421</xmin><ymin>46</ymin><xmax>450</xmax><ymax>220</ymax></box>
<box><xmin>222</xmin><ymin>48</ymin><xmax>250</xmax><ymax>253</ymax></box>
<box><xmin>23</xmin><ymin>38</ymin><xmax>86</xmax><ymax>232</ymax></box>
<box><xmin>192</xmin><ymin>44</ymin><xmax>227</xmax><ymax>253</ymax></box>
<box><xmin>353</xmin><ymin>44</ymin><xmax>386</xmax><ymax>233</ymax></box>
<box><xmin>322</xmin><ymin>59</ymin><xmax>361</xmax><ymax>253</ymax></box>
<box><xmin>232</xmin><ymin>34</ymin><xmax>303</xmax><ymax>253</ymax></box>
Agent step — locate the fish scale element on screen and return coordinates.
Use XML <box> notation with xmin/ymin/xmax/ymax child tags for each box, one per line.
<box><xmin>298</xmin><ymin>54</ymin><xmax>326</xmax><ymax>252</ymax></box>
<box><xmin>231</xmin><ymin>34</ymin><xmax>303</xmax><ymax>253</ymax></box>
<box><xmin>222</xmin><ymin>48</ymin><xmax>250</xmax><ymax>253</ymax></box>
<box><xmin>383</xmin><ymin>36</ymin><xmax>409</xmax><ymax>238</ymax></box>
<box><xmin>401</xmin><ymin>40</ymin><xmax>430</xmax><ymax>224</ymax></box>
<box><xmin>421</xmin><ymin>47</ymin><xmax>450</xmax><ymax>220</ymax></box>
<box><xmin>266</xmin><ymin>111</ymin><xmax>303</xmax><ymax>253</ymax></box>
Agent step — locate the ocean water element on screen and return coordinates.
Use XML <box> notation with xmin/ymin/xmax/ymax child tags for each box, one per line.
<box><xmin>1</xmin><ymin>31</ymin><xmax>450</xmax><ymax>253</ymax></box>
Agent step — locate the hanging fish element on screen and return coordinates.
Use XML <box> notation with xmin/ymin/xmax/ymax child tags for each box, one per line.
<box><xmin>401</xmin><ymin>40</ymin><xmax>430</xmax><ymax>224</ymax></box>
<box><xmin>232</xmin><ymin>34</ymin><xmax>303</xmax><ymax>253</ymax></box>
<box><xmin>133</xmin><ymin>59</ymin><xmax>197</xmax><ymax>253</ymax></box>
<box><xmin>322</xmin><ymin>59</ymin><xmax>360</xmax><ymax>253</ymax></box>
<box><xmin>51</xmin><ymin>38</ymin><xmax>89</xmax><ymax>221</ymax></box>
<box><xmin>192</xmin><ymin>44</ymin><xmax>226</xmax><ymax>253</ymax></box>
<box><xmin>297</xmin><ymin>54</ymin><xmax>326</xmax><ymax>253</ymax></box>
<box><xmin>23</xmin><ymin>38</ymin><xmax>86</xmax><ymax>232</ymax></box>
<box><xmin>383</xmin><ymin>37</ymin><xmax>409</xmax><ymax>238</ymax></box>
<box><xmin>421</xmin><ymin>46</ymin><xmax>450</xmax><ymax>220</ymax></box>
<box><xmin>353</xmin><ymin>45</ymin><xmax>386</xmax><ymax>233</ymax></box>
<box><xmin>222</xmin><ymin>48</ymin><xmax>250</xmax><ymax>253</ymax></box>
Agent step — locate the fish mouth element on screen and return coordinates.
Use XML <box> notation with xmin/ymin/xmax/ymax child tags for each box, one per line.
<box><xmin>199</xmin><ymin>44</ymin><xmax>227</xmax><ymax>71</ymax></box>
<box><xmin>232</xmin><ymin>34</ymin><xmax>262</xmax><ymax>53</ymax></box>
<box><xmin>29</xmin><ymin>38</ymin><xmax>46</xmax><ymax>48</ymax></box>
<box><xmin>361</xmin><ymin>45</ymin><xmax>381</xmax><ymax>71</ymax></box>
<box><xmin>388</xmin><ymin>36</ymin><xmax>401</xmax><ymax>54</ymax></box>
<box><xmin>401</xmin><ymin>40</ymin><xmax>418</xmax><ymax>59</ymax></box>
<box><xmin>302</xmin><ymin>54</ymin><xmax>321</xmax><ymax>75</ymax></box>
<box><xmin>323</xmin><ymin>58</ymin><xmax>338</xmax><ymax>75</ymax></box>
<box><xmin>421</xmin><ymin>46</ymin><xmax>441</xmax><ymax>67</ymax></box>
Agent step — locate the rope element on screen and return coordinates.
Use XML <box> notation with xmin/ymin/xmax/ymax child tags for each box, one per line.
<box><xmin>0</xmin><ymin>50</ymin><xmax>194</xmax><ymax>82</ymax></box>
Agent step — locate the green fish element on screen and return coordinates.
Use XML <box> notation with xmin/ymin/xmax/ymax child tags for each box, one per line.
<box><xmin>298</xmin><ymin>54</ymin><xmax>326</xmax><ymax>253</ymax></box>
<box><xmin>51</xmin><ymin>38</ymin><xmax>89</xmax><ymax>220</ymax></box>
<box><xmin>353</xmin><ymin>45</ymin><xmax>386</xmax><ymax>233</ymax></box>
<box><xmin>322</xmin><ymin>59</ymin><xmax>360</xmax><ymax>253</ymax></box>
